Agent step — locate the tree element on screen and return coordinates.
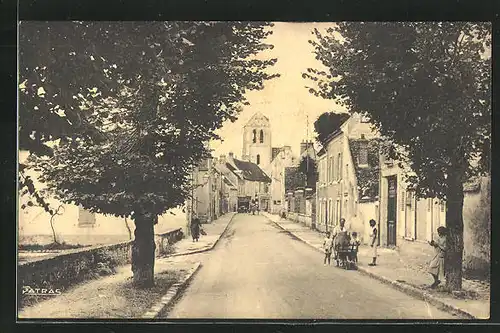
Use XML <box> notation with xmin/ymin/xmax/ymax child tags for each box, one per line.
<box><xmin>298</xmin><ymin>155</ymin><xmax>317</xmax><ymax>190</ymax></box>
<box><xmin>20</xmin><ymin>22</ymin><xmax>278</xmax><ymax>287</ymax></box>
<box><xmin>305</xmin><ymin>22</ymin><xmax>491</xmax><ymax>290</ymax></box>
<box><xmin>313</xmin><ymin>112</ymin><xmax>350</xmax><ymax>147</ymax></box>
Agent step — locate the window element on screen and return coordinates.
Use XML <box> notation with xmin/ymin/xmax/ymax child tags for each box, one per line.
<box><xmin>427</xmin><ymin>198</ymin><xmax>431</xmax><ymax>212</ymax></box>
<box><xmin>256</xmin><ymin>154</ymin><xmax>261</xmax><ymax>165</ymax></box>
<box><xmin>259</xmin><ymin>130</ymin><xmax>264</xmax><ymax>143</ymax></box>
<box><xmin>329</xmin><ymin>156</ymin><xmax>334</xmax><ymax>182</ymax></box>
<box><xmin>252</xmin><ymin>129</ymin><xmax>256</xmax><ymax>143</ymax></box>
<box><xmin>358</xmin><ymin>142</ymin><xmax>368</xmax><ymax>166</ymax></box>
<box><xmin>326</xmin><ymin>158</ymin><xmax>330</xmax><ymax>183</ymax></box>
<box><xmin>328</xmin><ymin>199</ymin><xmax>333</xmax><ymax>225</ymax></box>
<box><xmin>78</xmin><ymin>206</ymin><xmax>96</xmax><ymax>228</ymax></box>
<box><xmin>440</xmin><ymin>200</ymin><xmax>445</xmax><ymax>212</ymax></box>
<box><xmin>337</xmin><ymin>153</ymin><xmax>342</xmax><ymax>180</ymax></box>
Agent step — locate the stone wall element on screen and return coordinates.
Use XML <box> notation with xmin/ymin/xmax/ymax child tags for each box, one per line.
<box><xmin>18</xmin><ymin>228</ymin><xmax>184</xmax><ymax>309</ymax></box>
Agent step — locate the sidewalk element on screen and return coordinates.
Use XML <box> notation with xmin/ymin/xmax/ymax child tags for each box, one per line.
<box><xmin>169</xmin><ymin>212</ymin><xmax>236</xmax><ymax>256</ymax></box>
<box><xmin>263</xmin><ymin>212</ymin><xmax>490</xmax><ymax>319</ymax></box>
<box><xmin>18</xmin><ymin>257</ymin><xmax>198</xmax><ymax>319</ymax></box>
<box><xmin>18</xmin><ymin>213</ymin><xmax>236</xmax><ymax>319</ymax></box>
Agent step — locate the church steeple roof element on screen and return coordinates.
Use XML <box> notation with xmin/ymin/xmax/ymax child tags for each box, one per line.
<box><xmin>244</xmin><ymin>112</ymin><xmax>270</xmax><ymax>128</ymax></box>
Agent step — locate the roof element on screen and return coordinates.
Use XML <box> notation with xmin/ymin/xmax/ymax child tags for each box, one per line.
<box><xmin>244</xmin><ymin>112</ymin><xmax>270</xmax><ymax>128</ymax></box>
<box><xmin>223</xmin><ymin>177</ymin><xmax>237</xmax><ymax>188</ymax></box>
<box><xmin>272</xmin><ymin>147</ymin><xmax>281</xmax><ymax>161</ymax></box>
<box><xmin>229</xmin><ymin>159</ymin><xmax>271</xmax><ymax>183</ymax></box>
<box><xmin>321</xmin><ymin>114</ymin><xmax>351</xmax><ymax>145</ymax></box>
<box><xmin>349</xmin><ymin>138</ymin><xmax>380</xmax><ymax>202</ymax></box>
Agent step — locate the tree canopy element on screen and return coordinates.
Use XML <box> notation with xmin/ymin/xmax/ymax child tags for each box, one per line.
<box><xmin>313</xmin><ymin>112</ymin><xmax>350</xmax><ymax>147</ymax></box>
<box><xmin>305</xmin><ymin>22</ymin><xmax>490</xmax><ymax>199</ymax></box>
<box><xmin>298</xmin><ymin>155</ymin><xmax>317</xmax><ymax>190</ymax></box>
<box><xmin>304</xmin><ymin>22</ymin><xmax>491</xmax><ymax>290</ymax></box>
<box><xmin>20</xmin><ymin>21</ymin><xmax>279</xmax><ymax>219</ymax></box>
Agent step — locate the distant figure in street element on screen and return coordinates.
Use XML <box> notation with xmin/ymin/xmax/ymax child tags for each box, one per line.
<box><xmin>332</xmin><ymin>218</ymin><xmax>349</xmax><ymax>260</ymax></box>
<box><xmin>349</xmin><ymin>231</ymin><xmax>361</xmax><ymax>263</ymax></box>
<box><xmin>191</xmin><ymin>218</ymin><xmax>201</xmax><ymax>242</ymax></box>
<box><xmin>368</xmin><ymin>219</ymin><xmax>378</xmax><ymax>266</ymax></box>
<box><xmin>323</xmin><ymin>231</ymin><xmax>334</xmax><ymax>266</ymax></box>
<box><xmin>428</xmin><ymin>226</ymin><xmax>447</xmax><ymax>288</ymax></box>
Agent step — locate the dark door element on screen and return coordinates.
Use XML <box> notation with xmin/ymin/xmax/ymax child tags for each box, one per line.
<box><xmin>387</xmin><ymin>176</ymin><xmax>397</xmax><ymax>246</ymax></box>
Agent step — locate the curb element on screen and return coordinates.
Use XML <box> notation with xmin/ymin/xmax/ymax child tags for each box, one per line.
<box><xmin>141</xmin><ymin>261</ymin><xmax>202</xmax><ymax>319</ymax></box>
<box><xmin>356</xmin><ymin>267</ymin><xmax>476</xmax><ymax>319</ymax></box>
<box><xmin>168</xmin><ymin>213</ymin><xmax>237</xmax><ymax>258</ymax></box>
<box><xmin>264</xmin><ymin>214</ymin><xmax>477</xmax><ymax>320</ymax></box>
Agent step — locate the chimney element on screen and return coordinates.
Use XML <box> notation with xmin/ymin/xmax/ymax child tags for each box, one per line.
<box><xmin>242</xmin><ymin>154</ymin><xmax>250</xmax><ymax>161</ymax></box>
<box><xmin>228</xmin><ymin>152</ymin><xmax>234</xmax><ymax>161</ymax></box>
<box><xmin>219</xmin><ymin>154</ymin><xmax>226</xmax><ymax>164</ymax></box>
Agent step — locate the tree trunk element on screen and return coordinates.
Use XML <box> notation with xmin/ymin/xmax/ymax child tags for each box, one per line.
<box><xmin>50</xmin><ymin>215</ymin><xmax>60</xmax><ymax>244</ymax></box>
<box><xmin>124</xmin><ymin>217</ymin><xmax>133</xmax><ymax>240</ymax></box>
<box><xmin>131</xmin><ymin>214</ymin><xmax>156</xmax><ymax>288</ymax></box>
<box><xmin>445</xmin><ymin>174</ymin><xmax>465</xmax><ymax>291</ymax></box>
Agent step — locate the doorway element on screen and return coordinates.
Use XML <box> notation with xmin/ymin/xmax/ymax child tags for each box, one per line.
<box><xmin>387</xmin><ymin>176</ymin><xmax>397</xmax><ymax>246</ymax></box>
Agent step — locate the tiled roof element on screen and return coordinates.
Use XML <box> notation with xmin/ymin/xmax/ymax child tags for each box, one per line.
<box><xmin>230</xmin><ymin>158</ymin><xmax>271</xmax><ymax>183</ymax></box>
<box><xmin>349</xmin><ymin>138</ymin><xmax>380</xmax><ymax>202</ymax></box>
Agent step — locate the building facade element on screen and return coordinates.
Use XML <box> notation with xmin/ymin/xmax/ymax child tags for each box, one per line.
<box><xmin>315</xmin><ymin>113</ymin><xmax>379</xmax><ymax>243</ymax></box>
<box><xmin>379</xmin><ymin>150</ymin><xmax>491</xmax><ymax>274</ymax></box>
<box><xmin>282</xmin><ymin>141</ymin><xmax>317</xmax><ymax>228</ymax></box>
<box><xmin>18</xmin><ymin>151</ymin><xmax>186</xmax><ymax>246</ymax></box>
<box><xmin>265</xmin><ymin>145</ymin><xmax>297</xmax><ymax>214</ymax></box>
<box><xmin>222</xmin><ymin>152</ymin><xmax>272</xmax><ymax>212</ymax></box>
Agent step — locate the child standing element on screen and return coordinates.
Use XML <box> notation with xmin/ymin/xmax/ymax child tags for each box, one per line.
<box><xmin>368</xmin><ymin>219</ymin><xmax>378</xmax><ymax>266</ymax></box>
<box><xmin>323</xmin><ymin>232</ymin><xmax>334</xmax><ymax>266</ymax></box>
<box><xmin>428</xmin><ymin>226</ymin><xmax>447</xmax><ymax>288</ymax></box>
<box><xmin>349</xmin><ymin>231</ymin><xmax>361</xmax><ymax>263</ymax></box>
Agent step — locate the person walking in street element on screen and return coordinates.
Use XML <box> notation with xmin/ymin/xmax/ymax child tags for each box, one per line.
<box><xmin>428</xmin><ymin>226</ymin><xmax>447</xmax><ymax>289</ymax></box>
<box><xmin>323</xmin><ymin>231</ymin><xmax>334</xmax><ymax>266</ymax></box>
<box><xmin>368</xmin><ymin>219</ymin><xmax>378</xmax><ymax>266</ymax></box>
<box><xmin>191</xmin><ymin>217</ymin><xmax>201</xmax><ymax>242</ymax></box>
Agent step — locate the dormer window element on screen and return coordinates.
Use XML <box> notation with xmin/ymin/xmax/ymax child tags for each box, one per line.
<box><xmin>259</xmin><ymin>130</ymin><xmax>264</xmax><ymax>143</ymax></box>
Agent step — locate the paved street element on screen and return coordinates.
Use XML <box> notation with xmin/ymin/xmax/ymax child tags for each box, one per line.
<box><xmin>166</xmin><ymin>213</ymin><xmax>455</xmax><ymax>319</ymax></box>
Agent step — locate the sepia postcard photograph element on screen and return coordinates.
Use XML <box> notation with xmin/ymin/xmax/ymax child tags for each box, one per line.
<box><xmin>16</xmin><ymin>20</ymin><xmax>491</xmax><ymax>321</ymax></box>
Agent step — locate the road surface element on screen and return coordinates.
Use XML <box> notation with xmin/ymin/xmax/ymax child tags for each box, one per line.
<box><xmin>165</xmin><ymin>213</ymin><xmax>455</xmax><ymax>319</ymax></box>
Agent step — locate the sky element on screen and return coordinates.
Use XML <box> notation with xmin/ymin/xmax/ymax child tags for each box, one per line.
<box><xmin>209</xmin><ymin>22</ymin><xmax>347</xmax><ymax>159</ymax></box>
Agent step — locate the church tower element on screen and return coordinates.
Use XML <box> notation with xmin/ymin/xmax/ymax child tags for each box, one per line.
<box><xmin>242</xmin><ymin>112</ymin><xmax>272</xmax><ymax>169</ymax></box>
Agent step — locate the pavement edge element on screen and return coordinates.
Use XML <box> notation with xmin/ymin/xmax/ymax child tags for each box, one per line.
<box><xmin>264</xmin><ymin>213</ymin><xmax>477</xmax><ymax>320</ymax></box>
<box><xmin>169</xmin><ymin>212</ymin><xmax>237</xmax><ymax>257</ymax></box>
<box><xmin>141</xmin><ymin>261</ymin><xmax>202</xmax><ymax>319</ymax></box>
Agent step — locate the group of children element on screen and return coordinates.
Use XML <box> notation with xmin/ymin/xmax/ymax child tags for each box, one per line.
<box><xmin>322</xmin><ymin>219</ymin><xmax>378</xmax><ymax>267</ymax></box>
<box><xmin>322</xmin><ymin>218</ymin><xmax>449</xmax><ymax>289</ymax></box>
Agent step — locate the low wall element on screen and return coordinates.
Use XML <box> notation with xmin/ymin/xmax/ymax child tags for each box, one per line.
<box><xmin>154</xmin><ymin>228</ymin><xmax>184</xmax><ymax>256</ymax></box>
<box><xmin>18</xmin><ymin>228</ymin><xmax>184</xmax><ymax>309</ymax></box>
